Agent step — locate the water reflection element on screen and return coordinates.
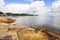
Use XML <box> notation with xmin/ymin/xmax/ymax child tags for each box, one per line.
<box><xmin>13</xmin><ymin>16</ymin><xmax>45</xmax><ymax>27</ymax></box>
<box><xmin>12</xmin><ymin>16</ymin><xmax>60</xmax><ymax>31</ymax></box>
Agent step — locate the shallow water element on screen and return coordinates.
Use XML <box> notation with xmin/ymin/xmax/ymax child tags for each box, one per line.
<box><xmin>13</xmin><ymin>16</ymin><xmax>45</xmax><ymax>27</ymax></box>
<box><xmin>9</xmin><ymin>16</ymin><xmax>59</xmax><ymax>31</ymax></box>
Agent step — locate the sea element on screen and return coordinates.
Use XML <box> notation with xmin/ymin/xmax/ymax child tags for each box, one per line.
<box><xmin>7</xmin><ymin>16</ymin><xmax>60</xmax><ymax>31</ymax></box>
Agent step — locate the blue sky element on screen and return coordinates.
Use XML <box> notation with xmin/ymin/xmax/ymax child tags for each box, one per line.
<box><xmin>5</xmin><ymin>0</ymin><xmax>56</xmax><ymax>7</ymax></box>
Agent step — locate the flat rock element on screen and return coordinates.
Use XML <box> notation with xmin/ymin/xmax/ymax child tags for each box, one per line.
<box><xmin>0</xmin><ymin>17</ymin><xmax>15</xmax><ymax>23</ymax></box>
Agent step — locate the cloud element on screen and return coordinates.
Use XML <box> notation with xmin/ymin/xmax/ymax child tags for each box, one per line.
<box><xmin>5</xmin><ymin>4</ymin><xmax>30</xmax><ymax>13</ymax></box>
<box><xmin>0</xmin><ymin>0</ymin><xmax>49</xmax><ymax>15</ymax></box>
<box><xmin>30</xmin><ymin>1</ymin><xmax>48</xmax><ymax>14</ymax></box>
<box><xmin>52</xmin><ymin>0</ymin><xmax>60</xmax><ymax>8</ymax></box>
<box><xmin>0</xmin><ymin>0</ymin><xmax>5</xmax><ymax>7</ymax></box>
<box><xmin>0</xmin><ymin>0</ymin><xmax>5</xmax><ymax>12</ymax></box>
<box><xmin>5</xmin><ymin>1</ymin><xmax>49</xmax><ymax>15</ymax></box>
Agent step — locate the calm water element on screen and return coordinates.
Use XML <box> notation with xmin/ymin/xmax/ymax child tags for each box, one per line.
<box><xmin>12</xmin><ymin>16</ymin><xmax>45</xmax><ymax>27</ymax></box>
<box><xmin>11</xmin><ymin>16</ymin><xmax>60</xmax><ymax>31</ymax></box>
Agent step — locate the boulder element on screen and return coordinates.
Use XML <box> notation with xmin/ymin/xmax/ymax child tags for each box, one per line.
<box><xmin>0</xmin><ymin>17</ymin><xmax>15</xmax><ymax>23</ymax></box>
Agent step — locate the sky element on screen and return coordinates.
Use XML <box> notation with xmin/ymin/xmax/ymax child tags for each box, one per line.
<box><xmin>0</xmin><ymin>0</ymin><xmax>59</xmax><ymax>14</ymax></box>
<box><xmin>5</xmin><ymin>0</ymin><xmax>55</xmax><ymax>7</ymax></box>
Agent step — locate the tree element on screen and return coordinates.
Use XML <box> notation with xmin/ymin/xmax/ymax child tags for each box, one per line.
<box><xmin>6</xmin><ymin>13</ymin><xmax>12</xmax><ymax>16</ymax></box>
<box><xmin>0</xmin><ymin>11</ymin><xmax>4</xmax><ymax>16</ymax></box>
<box><xmin>0</xmin><ymin>11</ymin><xmax>4</xmax><ymax>14</ymax></box>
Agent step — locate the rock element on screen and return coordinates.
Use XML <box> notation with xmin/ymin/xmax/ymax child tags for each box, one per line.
<box><xmin>8</xmin><ymin>24</ymin><xmax>60</xmax><ymax>40</ymax></box>
<box><xmin>8</xmin><ymin>24</ymin><xmax>35</xmax><ymax>32</ymax></box>
<box><xmin>3</xmin><ymin>35</ymin><xmax>13</xmax><ymax>40</ymax></box>
<box><xmin>0</xmin><ymin>17</ymin><xmax>15</xmax><ymax>23</ymax></box>
<box><xmin>17</xmin><ymin>29</ymin><xmax>49</xmax><ymax>40</ymax></box>
<box><xmin>0</xmin><ymin>22</ymin><xmax>9</xmax><ymax>26</ymax></box>
<box><xmin>0</xmin><ymin>23</ymin><xmax>60</xmax><ymax>40</ymax></box>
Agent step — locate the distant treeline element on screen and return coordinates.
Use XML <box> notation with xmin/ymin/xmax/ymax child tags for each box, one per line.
<box><xmin>0</xmin><ymin>12</ymin><xmax>38</xmax><ymax>16</ymax></box>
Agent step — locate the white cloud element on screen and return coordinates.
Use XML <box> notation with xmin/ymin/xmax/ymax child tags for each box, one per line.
<box><xmin>0</xmin><ymin>0</ymin><xmax>5</xmax><ymax>12</ymax></box>
<box><xmin>52</xmin><ymin>0</ymin><xmax>60</xmax><ymax>8</ymax></box>
<box><xmin>5</xmin><ymin>4</ymin><xmax>30</xmax><ymax>13</ymax></box>
<box><xmin>0</xmin><ymin>0</ymin><xmax>5</xmax><ymax>7</ymax></box>
<box><xmin>30</xmin><ymin>1</ymin><xmax>48</xmax><ymax>14</ymax></box>
<box><xmin>5</xmin><ymin>1</ymin><xmax>49</xmax><ymax>15</ymax></box>
<box><xmin>0</xmin><ymin>0</ymin><xmax>51</xmax><ymax>14</ymax></box>
<box><xmin>0</xmin><ymin>0</ymin><xmax>49</xmax><ymax>15</ymax></box>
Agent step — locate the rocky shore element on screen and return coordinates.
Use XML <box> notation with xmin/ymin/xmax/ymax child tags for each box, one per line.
<box><xmin>0</xmin><ymin>17</ymin><xmax>60</xmax><ymax>40</ymax></box>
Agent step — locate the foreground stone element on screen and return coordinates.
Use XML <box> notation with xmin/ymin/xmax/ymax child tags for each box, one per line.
<box><xmin>0</xmin><ymin>23</ymin><xmax>60</xmax><ymax>40</ymax></box>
